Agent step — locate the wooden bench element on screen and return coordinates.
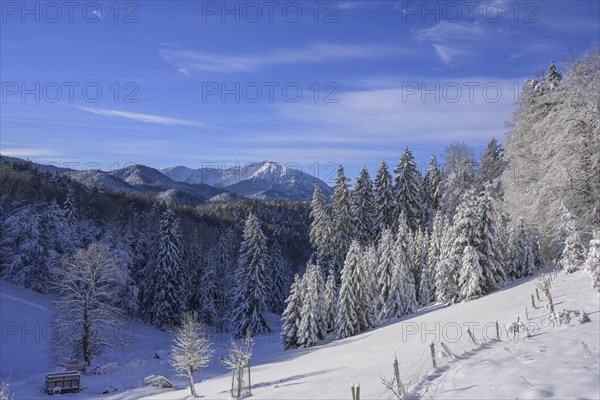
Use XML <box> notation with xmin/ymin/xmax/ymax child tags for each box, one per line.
<box><xmin>45</xmin><ymin>371</ymin><xmax>81</xmax><ymax>395</ymax></box>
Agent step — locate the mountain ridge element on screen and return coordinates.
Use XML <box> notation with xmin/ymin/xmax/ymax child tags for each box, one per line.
<box><xmin>1</xmin><ymin>156</ymin><xmax>332</xmax><ymax>204</ymax></box>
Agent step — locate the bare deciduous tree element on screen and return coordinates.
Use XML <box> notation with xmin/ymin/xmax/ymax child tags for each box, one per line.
<box><xmin>170</xmin><ymin>312</ymin><xmax>214</xmax><ymax>398</ymax></box>
<box><xmin>51</xmin><ymin>243</ymin><xmax>125</xmax><ymax>366</ymax></box>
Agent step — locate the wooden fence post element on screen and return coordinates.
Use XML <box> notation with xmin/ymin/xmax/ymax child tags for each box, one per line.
<box><xmin>441</xmin><ymin>342</ymin><xmax>455</xmax><ymax>359</ymax></box>
<box><xmin>393</xmin><ymin>354</ymin><xmax>405</xmax><ymax>399</ymax></box>
<box><xmin>467</xmin><ymin>328</ymin><xmax>478</xmax><ymax>345</ymax></box>
<box><xmin>531</xmin><ymin>294</ymin><xmax>535</xmax><ymax>308</ymax></box>
<box><xmin>430</xmin><ymin>342</ymin><xmax>437</xmax><ymax>369</ymax></box>
<box><xmin>536</xmin><ymin>288</ymin><xmax>540</xmax><ymax>301</ymax></box>
<box><xmin>495</xmin><ymin>320</ymin><xmax>500</xmax><ymax>340</ymax></box>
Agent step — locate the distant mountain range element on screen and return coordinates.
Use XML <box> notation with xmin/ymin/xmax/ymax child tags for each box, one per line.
<box><xmin>1</xmin><ymin>156</ymin><xmax>332</xmax><ymax>205</ymax></box>
<box><xmin>162</xmin><ymin>161</ymin><xmax>333</xmax><ymax>202</ymax></box>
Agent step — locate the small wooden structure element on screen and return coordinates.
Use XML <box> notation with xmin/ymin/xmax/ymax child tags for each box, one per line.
<box><xmin>143</xmin><ymin>375</ymin><xmax>173</xmax><ymax>389</ymax></box>
<box><xmin>45</xmin><ymin>371</ymin><xmax>81</xmax><ymax>395</ymax></box>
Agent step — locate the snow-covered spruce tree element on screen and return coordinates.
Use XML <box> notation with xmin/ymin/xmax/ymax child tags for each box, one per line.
<box><xmin>434</xmin><ymin>219</ymin><xmax>455</xmax><ymax>303</ymax></box>
<box><xmin>585</xmin><ymin>231</ymin><xmax>600</xmax><ymax>294</ymax></box>
<box><xmin>0</xmin><ymin>204</ymin><xmax>46</xmax><ymax>292</ymax></box>
<box><xmin>352</xmin><ymin>166</ymin><xmax>376</xmax><ymax>246</ymax></box>
<box><xmin>310</xmin><ymin>185</ymin><xmax>334</xmax><ymax>268</ymax></box>
<box><xmin>102</xmin><ymin>227</ymin><xmax>139</xmax><ymax>317</ymax></box>
<box><xmin>335</xmin><ymin>241</ymin><xmax>362</xmax><ymax>339</ymax></box>
<box><xmin>63</xmin><ymin>188</ymin><xmax>82</xmax><ymax>252</ymax></box>
<box><xmin>394</xmin><ymin>147</ymin><xmax>423</xmax><ymax>232</ymax></box>
<box><xmin>508</xmin><ymin>217</ymin><xmax>535</xmax><ymax>279</ymax></box>
<box><xmin>445</xmin><ymin>189</ymin><xmax>480</xmax><ymax>301</ymax></box>
<box><xmin>51</xmin><ymin>243</ymin><xmax>125</xmax><ymax>365</ymax></box>
<box><xmin>376</xmin><ymin>228</ymin><xmax>396</xmax><ymax>321</ymax></box>
<box><xmin>170</xmin><ymin>311</ymin><xmax>214</xmax><ymax>398</ymax></box>
<box><xmin>212</xmin><ymin>228</ymin><xmax>238</xmax><ymax>333</ymax></box>
<box><xmin>354</xmin><ymin>245</ymin><xmax>376</xmax><ymax>331</ymax></box>
<box><xmin>194</xmin><ymin>238</ymin><xmax>218</xmax><ymax>324</ymax></box>
<box><xmin>269</xmin><ymin>240</ymin><xmax>288</xmax><ymax>314</ymax></box>
<box><xmin>146</xmin><ymin>207</ymin><xmax>188</xmax><ymax>329</ymax></box>
<box><xmin>393</xmin><ymin>214</ymin><xmax>418</xmax><ymax>316</ymax></box>
<box><xmin>561</xmin><ymin>213</ymin><xmax>586</xmax><ymax>273</ymax></box>
<box><xmin>297</xmin><ymin>264</ymin><xmax>326</xmax><ymax>347</ymax></box>
<box><xmin>362</xmin><ymin>245</ymin><xmax>379</xmax><ymax>328</ymax></box>
<box><xmin>421</xmin><ymin>155</ymin><xmax>443</xmax><ymax>231</ymax></box>
<box><xmin>476</xmin><ymin>184</ymin><xmax>506</xmax><ymax>293</ymax></box>
<box><xmin>231</xmin><ymin>213</ymin><xmax>272</xmax><ymax>337</ymax></box>
<box><xmin>323</xmin><ymin>270</ymin><xmax>337</xmax><ymax>333</ymax></box>
<box><xmin>281</xmin><ymin>274</ymin><xmax>303</xmax><ymax>349</ymax></box>
<box><xmin>331</xmin><ymin>165</ymin><xmax>353</xmax><ymax>277</ymax></box>
<box><xmin>478</xmin><ymin>137</ymin><xmax>506</xmax><ymax>198</ymax></box>
<box><xmin>374</xmin><ymin>160</ymin><xmax>396</xmax><ymax>241</ymax></box>
<box><xmin>441</xmin><ymin>142</ymin><xmax>476</xmax><ymax>219</ymax></box>
<box><xmin>42</xmin><ymin>200</ymin><xmax>70</xmax><ymax>275</ymax></box>
<box><xmin>0</xmin><ymin>200</ymin><xmax>70</xmax><ymax>293</ymax></box>
<box><xmin>429</xmin><ymin>213</ymin><xmax>447</xmax><ymax>303</ymax></box>
<box><xmin>458</xmin><ymin>244</ymin><xmax>484</xmax><ymax>301</ymax></box>
<box><xmin>502</xmin><ymin>52</ymin><xmax>600</xmax><ymax>256</ymax></box>
<box><xmin>411</xmin><ymin>228</ymin><xmax>429</xmax><ymax>304</ymax></box>
<box><xmin>417</xmin><ymin>230</ymin><xmax>435</xmax><ymax>306</ymax></box>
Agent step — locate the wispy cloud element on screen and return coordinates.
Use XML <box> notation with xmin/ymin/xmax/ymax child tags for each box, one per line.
<box><xmin>413</xmin><ymin>21</ymin><xmax>489</xmax><ymax>64</ymax></box>
<box><xmin>270</xmin><ymin>77</ymin><xmax>520</xmax><ymax>144</ymax></box>
<box><xmin>159</xmin><ymin>42</ymin><xmax>409</xmax><ymax>73</ymax></box>
<box><xmin>77</xmin><ymin>107</ymin><xmax>210</xmax><ymax>127</ymax></box>
<box><xmin>414</xmin><ymin>21</ymin><xmax>487</xmax><ymax>43</ymax></box>
<box><xmin>0</xmin><ymin>147</ymin><xmax>58</xmax><ymax>157</ymax></box>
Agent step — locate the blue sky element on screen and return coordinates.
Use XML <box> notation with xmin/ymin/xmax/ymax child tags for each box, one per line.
<box><xmin>1</xmin><ymin>0</ymin><xmax>598</xmax><ymax>183</ymax></box>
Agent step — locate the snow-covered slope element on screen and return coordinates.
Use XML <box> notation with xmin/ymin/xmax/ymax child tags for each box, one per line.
<box><xmin>2</xmin><ymin>271</ymin><xmax>598</xmax><ymax>399</ymax></box>
<box><xmin>162</xmin><ymin>161</ymin><xmax>333</xmax><ymax>201</ymax></box>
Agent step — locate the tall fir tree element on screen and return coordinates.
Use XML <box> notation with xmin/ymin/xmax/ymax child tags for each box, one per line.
<box><xmin>476</xmin><ymin>185</ymin><xmax>506</xmax><ymax>293</ymax></box>
<box><xmin>146</xmin><ymin>208</ymin><xmax>188</xmax><ymax>328</ymax></box>
<box><xmin>335</xmin><ymin>241</ymin><xmax>362</xmax><ymax>339</ymax></box>
<box><xmin>411</xmin><ymin>228</ymin><xmax>428</xmax><ymax>303</ymax></box>
<box><xmin>269</xmin><ymin>240</ymin><xmax>288</xmax><ymax>314</ymax></box>
<box><xmin>354</xmin><ymin>245</ymin><xmax>375</xmax><ymax>331</ymax></box>
<box><xmin>445</xmin><ymin>189</ymin><xmax>480</xmax><ymax>301</ymax></box>
<box><xmin>458</xmin><ymin>244</ymin><xmax>484</xmax><ymax>301</ymax></box>
<box><xmin>310</xmin><ymin>186</ymin><xmax>334</xmax><ymax>268</ymax></box>
<box><xmin>231</xmin><ymin>213</ymin><xmax>271</xmax><ymax>337</ymax></box>
<box><xmin>351</xmin><ymin>166</ymin><xmax>376</xmax><ymax>246</ymax></box>
<box><xmin>428</xmin><ymin>213</ymin><xmax>446</xmax><ymax>303</ymax></box>
<box><xmin>560</xmin><ymin>212</ymin><xmax>586</xmax><ymax>273</ymax></box>
<box><xmin>508</xmin><ymin>217</ymin><xmax>535</xmax><ymax>279</ymax></box>
<box><xmin>376</xmin><ymin>228</ymin><xmax>396</xmax><ymax>321</ymax></box>
<box><xmin>374</xmin><ymin>161</ymin><xmax>396</xmax><ymax>241</ymax></box>
<box><xmin>362</xmin><ymin>245</ymin><xmax>379</xmax><ymax>328</ymax></box>
<box><xmin>394</xmin><ymin>147</ymin><xmax>423</xmax><ymax>232</ymax></box>
<box><xmin>331</xmin><ymin>165</ymin><xmax>353</xmax><ymax>277</ymax></box>
<box><xmin>478</xmin><ymin>137</ymin><xmax>506</xmax><ymax>197</ymax></box>
<box><xmin>421</xmin><ymin>155</ymin><xmax>443</xmax><ymax>231</ymax></box>
<box><xmin>297</xmin><ymin>264</ymin><xmax>326</xmax><ymax>347</ymax></box>
<box><xmin>212</xmin><ymin>228</ymin><xmax>238</xmax><ymax>333</ymax></box>
<box><xmin>393</xmin><ymin>214</ymin><xmax>418</xmax><ymax>316</ymax></box>
<box><xmin>323</xmin><ymin>270</ymin><xmax>337</xmax><ymax>333</ymax></box>
<box><xmin>281</xmin><ymin>274</ymin><xmax>303</xmax><ymax>349</ymax></box>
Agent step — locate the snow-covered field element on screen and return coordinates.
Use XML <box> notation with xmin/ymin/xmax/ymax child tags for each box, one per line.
<box><xmin>2</xmin><ymin>270</ymin><xmax>598</xmax><ymax>399</ymax></box>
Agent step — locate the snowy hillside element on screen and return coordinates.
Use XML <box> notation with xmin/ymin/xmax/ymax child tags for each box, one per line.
<box><xmin>2</xmin><ymin>270</ymin><xmax>597</xmax><ymax>399</ymax></box>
